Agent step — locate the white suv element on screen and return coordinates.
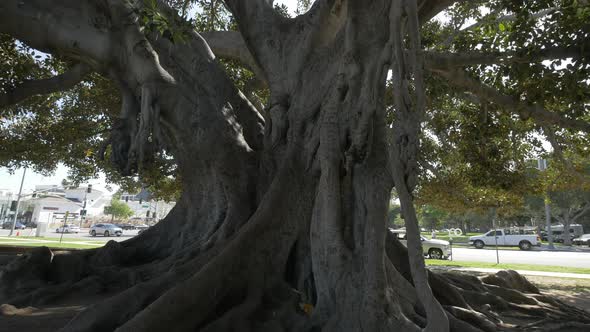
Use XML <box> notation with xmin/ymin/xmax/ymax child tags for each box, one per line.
<box><xmin>390</xmin><ymin>229</ymin><xmax>451</xmax><ymax>259</ymax></box>
<box><xmin>56</xmin><ymin>224</ymin><xmax>80</xmax><ymax>233</ymax></box>
<box><xmin>89</xmin><ymin>223</ymin><xmax>123</xmax><ymax>237</ymax></box>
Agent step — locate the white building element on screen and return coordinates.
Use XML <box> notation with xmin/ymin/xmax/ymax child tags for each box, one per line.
<box><xmin>119</xmin><ymin>190</ymin><xmax>175</xmax><ymax>223</ymax></box>
<box><xmin>63</xmin><ymin>187</ymin><xmax>110</xmax><ymax>217</ymax></box>
<box><xmin>30</xmin><ymin>195</ymin><xmax>83</xmax><ymax>223</ymax></box>
<box><xmin>0</xmin><ymin>189</ymin><xmax>14</xmax><ymax>222</ymax></box>
<box><xmin>29</xmin><ymin>185</ymin><xmax>113</xmax><ymax>235</ymax></box>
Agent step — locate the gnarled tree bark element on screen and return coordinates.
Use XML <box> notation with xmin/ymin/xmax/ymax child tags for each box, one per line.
<box><xmin>1</xmin><ymin>1</ymin><xmax>589</xmax><ymax>331</ymax></box>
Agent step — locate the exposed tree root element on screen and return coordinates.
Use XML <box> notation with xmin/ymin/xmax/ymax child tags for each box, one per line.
<box><xmin>2</xmin><ymin>221</ymin><xmax>590</xmax><ymax>332</ymax></box>
<box><xmin>2</xmin><ymin>209</ymin><xmax>590</xmax><ymax>332</ymax></box>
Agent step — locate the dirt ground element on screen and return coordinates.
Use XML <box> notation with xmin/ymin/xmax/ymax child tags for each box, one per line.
<box><xmin>0</xmin><ymin>272</ymin><xmax>588</xmax><ymax>331</ymax></box>
<box><xmin>0</xmin><ymin>304</ymin><xmax>84</xmax><ymax>332</ymax></box>
<box><xmin>526</xmin><ymin>275</ymin><xmax>590</xmax><ymax>313</ymax></box>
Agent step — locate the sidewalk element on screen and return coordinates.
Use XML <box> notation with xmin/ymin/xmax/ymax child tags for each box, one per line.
<box><xmin>534</xmin><ymin>244</ymin><xmax>590</xmax><ymax>253</ymax></box>
<box><xmin>450</xmin><ymin>242</ymin><xmax>590</xmax><ymax>253</ymax></box>
<box><xmin>430</xmin><ymin>266</ymin><xmax>590</xmax><ymax>279</ymax></box>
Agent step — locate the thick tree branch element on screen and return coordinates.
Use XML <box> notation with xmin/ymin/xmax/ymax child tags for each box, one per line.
<box><xmin>0</xmin><ymin>0</ymin><xmax>113</xmax><ymax>64</ymax></box>
<box><xmin>222</xmin><ymin>0</ymin><xmax>283</xmax><ymax>71</ymax></box>
<box><xmin>425</xmin><ymin>44</ymin><xmax>590</xmax><ymax>69</ymax></box>
<box><xmin>434</xmin><ymin>69</ymin><xmax>590</xmax><ymax>132</ymax></box>
<box><xmin>571</xmin><ymin>203</ymin><xmax>590</xmax><ymax>223</ymax></box>
<box><xmin>0</xmin><ymin>63</ymin><xmax>92</xmax><ymax>108</ymax></box>
<box><xmin>200</xmin><ymin>31</ymin><xmax>266</xmax><ymax>81</ymax></box>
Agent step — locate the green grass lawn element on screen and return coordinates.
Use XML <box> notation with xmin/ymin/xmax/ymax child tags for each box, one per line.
<box><xmin>16</xmin><ymin>236</ymin><xmax>106</xmax><ymax>243</ymax></box>
<box><xmin>0</xmin><ymin>236</ymin><xmax>105</xmax><ymax>249</ymax></box>
<box><xmin>0</xmin><ymin>241</ymin><xmax>102</xmax><ymax>249</ymax></box>
<box><xmin>426</xmin><ymin>259</ymin><xmax>590</xmax><ymax>275</ymax></box>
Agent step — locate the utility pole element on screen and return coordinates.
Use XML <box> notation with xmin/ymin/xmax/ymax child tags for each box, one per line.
<box><xmin>59</xmin><ymin>211</ymin><xmax>69</xmax><ymax>243</ymax></box>
<box><xmin>9</xmin><ymin>168</ymin><xmax>26</xmax><ymax>236</ymax></box>
<box><xmin>492</xmin><ymin>207</ymin><xmax>500</xmax><ymax>264</ymax></box>
<box><xmin>80</xmin><ymin>184</ymin><xmax>92</xmax><ymax>228</ymax></box>
<box><xmin>537</xmin><ymin>159</ymin><xmax>554</xmax><ymax>249</ymax></box>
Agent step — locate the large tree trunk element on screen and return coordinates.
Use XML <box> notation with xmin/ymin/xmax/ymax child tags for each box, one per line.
<box><xmin>1</xmin><ymin>1</ymin><xmax>590</xmax><ymax>331</ymax></box>
<box><xmin>562</xmin><ymin>214</ymin><xmax>572</xmax><ymax>246</ymax></box>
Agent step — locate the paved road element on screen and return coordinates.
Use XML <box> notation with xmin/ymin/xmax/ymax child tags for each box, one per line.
<box><xmin>2</xmin><ymin>229</ymin><xmax>590</xmax><ymax>268</ymax></box>
<box><xmin>450</xmin><ymin>247</ymin><xmax>590</xmax><ymax>268</ymax></box>
<box><xmin>0</xmin><ymin>228</ymin><xmax>139</xmax><ymax>243</ymax></box>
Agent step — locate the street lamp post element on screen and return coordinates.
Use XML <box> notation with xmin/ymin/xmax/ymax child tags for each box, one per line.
<box><xmin>537</xmin><ymin>159</ymin><xmax>554</xmax><ymax>250</ymax></box>
<box><xmin>9</xmin><ymin>168</ymin><xmax>27</xmax><ymax>236</ymax></box>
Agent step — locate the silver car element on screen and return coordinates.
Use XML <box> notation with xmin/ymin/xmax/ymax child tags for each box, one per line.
<box><xmin>56</xmin><ymin>224</ymin><xmax>80</xmax><ymax>233</ymax></box>
<box><xmin>89</xmin><ymin>223</ymin><xmax>123</xmax><ymax>237</ymax></box>
<box><xmin>573</xmin><ymin>234</ymin><xmax>590</xmax><ymax>246</ymax></box>
<box><xmin>390</xmin><ymin>229</ymin><xmax>452</xmax><ymax>259</ymax></box>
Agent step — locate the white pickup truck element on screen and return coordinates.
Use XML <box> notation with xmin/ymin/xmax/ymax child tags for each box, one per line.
<box><xmin>469</xmin><ymin>230</ymin><xmax>540</xmax><ymax>250</ymax></box>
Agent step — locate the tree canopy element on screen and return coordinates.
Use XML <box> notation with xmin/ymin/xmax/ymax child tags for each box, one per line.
<box><xmin>2</xmin><ymin>0</ymin><xmax>589</xmax><ymax>204</ymax></box>
<box><xmin>104</xmin><ymin>197</ymin><xmax>135</xmax><ymax>220</ymax></box>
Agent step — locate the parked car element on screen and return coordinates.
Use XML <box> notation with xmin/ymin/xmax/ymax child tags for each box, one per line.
<box><xmin>469</xmin><ymin>229</ymin><xmax>540</xmax><ymax>250</ymax></box>
<box><xmin>540</xmin><ymin>230</ymin><xmax>575</xmax><ymax>243</ymax></box>
<box><xmin>116</xmin><ymin>223</ymin><xmax>135</xmax><ymax>230</ymax></box>
<box><xmin>24</xmin><ymin>221</ymin><xmax>37</xmax><ymax>228</ymax></box>
<box><xmin>573</xmin><ymin>234</ymin><xmax>590</xmax><ymax>246</ymax></box>
<box><xmin>56</xmin><ymin>224</ymin><xmax>80</xmax><ymax>233</ymax></box>
<box><xmin>390</xmin><ymin>229</ymin><xmax>451</xmax><ymax>259</ymax></box>
<box><xmin>2</xmin><ymin>221</ymin><xmax>26</xmax><ymax>230</ymax></box>
<box><xmin>89</xmin><ymin>223</ymin><xmax>123</xmax><ymax>237</ymax></box>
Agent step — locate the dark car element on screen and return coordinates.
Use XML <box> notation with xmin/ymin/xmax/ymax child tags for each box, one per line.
<box><xmin>24</xmin><ymin>221</ymin><xmax>37</xmax><ymax>228</ymax></box>
<box><xmin>116</xmin><ymin>223</ymin><xmax>135</xmax><ymax>230</ymax></box>
<box><xmin>540</xmin><ymin>231</ymin><xmax>574</xmax><ymax>243</ymax></box>
<box><xmin>2</xmin><ymin>221</ymin><xmax>26</xmax><ymax>229</ymax></box>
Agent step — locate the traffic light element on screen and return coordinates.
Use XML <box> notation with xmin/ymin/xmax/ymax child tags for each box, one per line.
<box><xmin>10</xmin><ymin>201</ymin><xmax>17</xmax><ymax>211</ymax></box>
<box><xmin>146</xmin><ymin>211</ymin><xmax>150</xmax><ymax>218</ymax></box>
<box><xmin>125</xmin><ymin>196</ymin><xmax>129</xmax><ymax>202</ymax></box>
<box><xmin>80</xmin><ymin>209</ymin><xmax>87</xmax><ymax>217</ymax></box>
<box><xmin>87</xmin><ymin>184</ymin><xmax>92</xmax><ymax>193</ymax></box>
<box><xmin>32</xmin><ymin>192</ymin><xmax>37</xmax><ymax>198</ymax></box>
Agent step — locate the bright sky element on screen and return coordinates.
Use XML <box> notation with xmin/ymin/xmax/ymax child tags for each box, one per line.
<box><xmin>277</xmin><ymin>0</ymin><xmax>299</xmax><ymax>13</ymax></box>
<box><xmin>0</xmin><ymin>166</ymin><xmax>115</xmax><ymax>195</ymax></box>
